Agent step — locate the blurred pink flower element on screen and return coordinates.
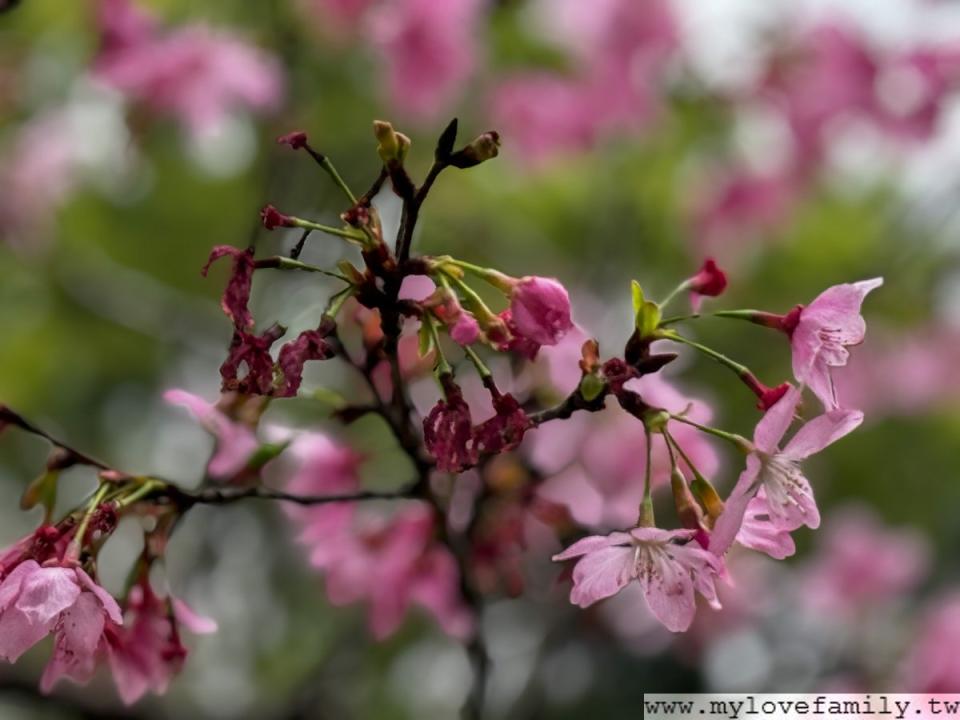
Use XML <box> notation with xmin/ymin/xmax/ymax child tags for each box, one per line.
<box><xmin>490</xmin><ymin>74</ymin><xmax>597</xmax><ymax>165</ymax></box>
<box><xmin>0</xmin><ymin>560</ymin><xmax>122</xmax><ymax>691</ymax></box>
<box><xmin>163</xmin><ymin>389</ymin><xmax>260</xmax><ymax>480</ymax></box>
<box><xmin>281</xmin><ymin>431</ymin><xmax>362</xmax><ymax>547</ymax></box>
<box><xmin>711</xmin><ymin>386</ymin><xmax>863</xmax><ymax>555</ymax></box>
<box><xmin>315</xmin><ymin>503</ymin><xmax>473</xmax><ymax>639</ymax></box>
<box><xmin>553</xmin><ymin>526</ymin><xmax>722</xmax><ymax>632</ymax></box>
<box><xmin>532</xmin><ymin>370</ymin><xmax>719</xmax><ymax>530</ymax></box>
<box><xmin>837</xmin><ymin>326</ymin><xmax>960</xmax><ymax>417</ymax></box>
<box><xmin>693</xmin><ymin>169</ymin><xmax>796</xmax><ymax>257</ymax></box>
<box><xmin>106</xmin><ymin>579</ymin><xmax>216</xmax><ymax>705</ymax></box>
<box><xmin>93</xmin><ymin>0</ymin><xmax>283</xmax><ymax>138</ymax></box>
<box><xmin>302</xmin><ymin>0</ymin><xmax>378</xmax><ymax>35</ymax></box>
<box><xmin>366</xmin><ymin>0</ymin><xmax>483</xmax><ymax>121</ymax></box>
<box><xmin>790</xmin><ymin>278</ymin><xmax>883</xmax><ymax>410</ymax></box>
<box><xmin>901</xmin><ymin>593</ymin><xmax>960</xmax><ymax>692</ymax></box>
<box><xmin>0</xmin><ymin>112</ymin><xmax>77</xmax><ymax>249</ymax></box>
<box><xmin>802</xmin><ymin>505</ymin><xmax>929</xmax><ymax>615</ymax></box>
<box><xmin>493</xmin><ymin>0</ymin><xmax>677</xmax><ymax>163</ymax></box>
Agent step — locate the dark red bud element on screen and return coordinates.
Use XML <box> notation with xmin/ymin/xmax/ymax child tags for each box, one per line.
<box><xmin>260</xmin><ymin>205</ymin><xmax>295</xmax><ymax>231</ymax></box>
<box><xmin>277</xmin><ymin>131</ymin><xmax>309</xmax><ymax>150</ymax></box>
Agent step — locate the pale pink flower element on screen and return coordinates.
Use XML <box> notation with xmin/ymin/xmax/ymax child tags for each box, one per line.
<box><xmin>901</xmin><ymin>593</ymin><xmax>960</xmax><ymax>692</ymax></box>
<box><xmin>802</xmin><ymin>505</ymin><xmax>929</xmax><ymax>614</ymax></box>
<box><xmin>106</xmin><ymin>580</ymin><xmax>217</xmax><ymax>705</ymax></box>
<box><xmin>711</xmin><ymin>386</ymin><xmax>863</xmax><ymax>556</ymax></box>
<box><xmin>508</xmin><ymin>276</ymin><xmax>573</xmax><ymax>347</ymax></box>
<box><xmin>93</xmin><ymin>0</ymin><xmax>283</xmax><ymax>138</ymax></box>
<box><xmin>733</xmin><ymin>491</ymin><xmax>796</xmax><ymax>560</ymax></box>
<box><xmin>0</xmin><ymin>560</ymin><xmax>122</xmax><ymax>691</ymax></box>
<box><xmin>366</xmin><ymin>0</ymin><xmax>483</xmax><ymax>121</ymax></box>
<box><xmin>163</xmin><ymin>389</ymin><xmax>259</xmax><ymax>480</ymax></box>
<box><xmin>552</xmin><ymin>526</ymin><xmax>722</xmax><ymax>632</ymax></box>
<box><xmin>790</xmin><ymin>278</ymin><xmax>883</xmax><ymax>410</ymax></box>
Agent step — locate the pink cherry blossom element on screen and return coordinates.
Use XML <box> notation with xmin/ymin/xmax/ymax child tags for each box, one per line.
<box><xmin>733</xmin><ymin>491</ymin><xmax>797</xmax><ymax>560</ymax></box>
<box><xmin>0</xmin><ymin>560</ymin><xmax>122</xmax><ymax>691</ymax></box>
<box><xmin>711</xmin><ymin>386</ymin><xmax>863</xmax><ymax>556</ymax></box>
<box><xmin>802</xmin><ymin>505</ymin><xmax>929</xmax><ymax>614</ymax></box>
<box><xmin>92</xmin><ymin>0</ymin><xmax>283</xmax><ymax>138</ymax></box>
<box><xmin>366</xmin><ymin>0</ymin><xmax>483</xmax><ymax>121</ymax></box>
<box><xmin>106</xmin><ymin>580</ymin><xmax>216</xmax><ymax>705</ymax></box>
<box><xmin>552</xmin><ymin>526</ymin><xmax>722</xmax><ymax>632</ymax></box>
<box><xmin>508</xmin><ymin>276</ymin><xmax>574</xmax><ymax>347</ymax></box>
<box><xmin>791</xmin><ymin>278</ymin><xmax>883</xmax><ymax>409</ymax></box>
<box><xmin>163</xmin><ymin>389</ymin><xmax>259</xmax><ymax>480</ymax></box>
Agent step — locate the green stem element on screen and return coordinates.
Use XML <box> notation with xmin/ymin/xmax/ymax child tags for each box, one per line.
<box><xmin>444</xmin><ymin>272</ymin><xmax>500</xmax><ymax>325</ymax></box>
<box><xmin>639</xmin><ymin>426</ymin><xmax>655</xmax><ymax>527</ymax></box>
<box><xmin>663</xmin><ymin>429</ymin><xmax>705</xmax><ymax>482</ymax></box>
<box><xmin>115</xmin><ymin>479</ymin><xmax>163</xmax><ymax>510</ymax></box>
<box><xmin>659</xmin><ymin>280</ymin><xmax>692</xmax><ymax>310</ymax></box>
<box><xmin>291</xmin><ymin>218</ymin><xmax>366</xmax><ymax>242</ymax></box>
<box><xmin>659</xmin><ymin>313</ymin><xmax>702</xmax><ymax>327</ymax></box>
<box><xmin>659</xmin><ymin>331</ymin><xmax>751</xmax><ymax>377</ymax></box>
<box><xmin>65</xmin><ymin>482</ymin><xmax>112</xmax><ymax>562</ymax></box>
<box><xmin>263</xmin><ymin>256</ymin><xmax>351</xmax><ymax>282</ymax></box>
<box><xmin>668</xmin><ymin>413</ymin><xmax>750</xmax><ymax>451</ymax></box>
<box><xmin>425</xmin><ymin>315</ymin><xmax>452</xmax><ymax>375</ymax></box>
<box><xmin>318</xmin><ymin>156</ymin><xmax>358</xmax><ymax>205</ymax></box>
<box><xmin>462</xmin><ymin>345</ymin><xmax>492</xmax><ymax>379</ymax></box>
<box><xmin>325</xmin><ymin>286</ymin><xmax>355</xmax><ymax>319</ymax></box>
<box><xmin>445</xmin><ymin>260</ymin><xmax>513</xmax><ymax>292</ymax></box>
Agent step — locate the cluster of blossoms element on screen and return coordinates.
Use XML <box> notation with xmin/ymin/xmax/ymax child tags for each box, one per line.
<box><xmin>0</xmin><ymin>117</ymin><xmax>879</xmax><ymax>711</ymax></box>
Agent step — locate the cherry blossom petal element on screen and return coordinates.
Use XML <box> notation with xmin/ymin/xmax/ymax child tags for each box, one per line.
<box><xmin>782</xmin><ymin>408</ymin><xmax>864</xmax><ymax>461</ymax></box>
<box><xmin>568</xmin><ymin>545</ymin><xmax>635</xmax><ymax>608</ymax></box>
<box><xmin>639</xmin><ymin>548</ymin><xmax>696</xmax><ymax>632</ymax></box>
<box><xmin>753</xmin><ymin>385</ymin><xmax>800</xmax><ymax>452</ymax></box>
<box><xmin>16</xmin><ymin>567</ymin><xmax>81</xmax><ymax>625</ymax></box>
<box><xmin>551</xmin><ymin>532</ymin><xmax>632</xmax><ymax>561</ymax></box>
<box><xmin>709</xmin><ymin>454</ymin><xmax>763</xmax><ymax>556</ymax></box>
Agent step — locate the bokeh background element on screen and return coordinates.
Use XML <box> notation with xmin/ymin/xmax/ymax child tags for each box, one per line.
<box><xmin>2</xmin><ymin>0</ymin><xmax>960</xmax><ymax>717</ymax></box>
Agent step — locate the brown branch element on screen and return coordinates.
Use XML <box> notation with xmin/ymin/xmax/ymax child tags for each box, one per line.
<box><xmin>173</xmin><ymin>484</ymin><xmax>417</xmax><ymax>508</ymax></box>
<box><xmin>0</xmin><ymin>404</ymin><xmax>111</xmax><ymax>470</ymax></box>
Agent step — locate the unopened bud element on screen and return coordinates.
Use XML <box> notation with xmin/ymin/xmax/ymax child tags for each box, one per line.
<box><xmin>671</xmin><ymin>469</ymin><xmax>704</xmax><ymax>531</ymax></box>
<box><xmin>690</xmin><ymin>476</ymin><xmax>724</xmax><ymax>521</ymax></box>
<box><xmin>373</xmin><ymin>120</ymin><xmax>410</xmax><ymax>164</ymax></box>
<box><xmin>449</xmin><ymin>131</ymin><xmax>500</xmax><ymax>168</ymax></box>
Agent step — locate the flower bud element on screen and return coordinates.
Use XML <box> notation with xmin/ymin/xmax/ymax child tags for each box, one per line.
<box><xmin>260</xmin><ymin>204</ymin><xmax>294</xmax><ymax>230</ymax></box>
<box><xmin>373</xmin><ymin>120</ymin><xmax>410</xmax><ymax>164</ymax></box>
<box><xmin>276</xmin><ymin>130</ymin><xmax>308</xmax><ymax>150</ymax></box>
<box><xmin>449</xmin><ymin>131</ymin><xmax>500</xmax><ymax>168</ymax></box>
<box><xmin>690</xmin><ymin>476</ymin><xmax>724</xmax><ymax>521</ymax></box>
<box><xmin>671</xmin><ymin>469</ymin><xmax>704</xmax><ymax>531</ymax></box>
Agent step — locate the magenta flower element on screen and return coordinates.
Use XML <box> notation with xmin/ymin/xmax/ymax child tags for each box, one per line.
<box><xmin>552</xmin><ymin>526</ymin><xmax>722</xmax><ymax>632</ymax></box>
<box><xmin>276</xmin><ymin>325</ymin><xmax>336</xmax><ymax>397</ymax></box>
<box><xmin>106</xmin><ymin>580</ymin><xmax>216</xmax><ymax>705</ymax></box>
<box><xmin>472</xmin><ymin>391</ymin><xmax>531</xmax><ymax>457</ymax></box>
<box><xmin>423</xmin><ymin>375</ymin><xmax>477</xmax><ymax>472</ymax></box>
<box><xmin>93</xmin><ymin>0</ymin><xmax>282</xmax><ymax>138</ymax></box>
<box><xmin>790</xmin><ymin>278</ymin><xmax>883</xmax><ymax>409</ymax></box>
<box><xmin>424</xmin><ymin>287</ymin><xmax>480</xmax><ymax>346</ymax></box>
<box><xmin>901</xmin><ymin>593</ymin><xmax>960</xmax><ymax>692</ymax></box>
<box><xmin>711</xmin><ymin>386</ymin><xmax>863</xmax><ymax>556</ymax></box>
<box><xmin>0</xmin><ymin>560</ymin><xmax>122</xmax><ymax>691</ymax></box>
<box><xmin>163</xmin><ymin>389</ymin><xmax>259</xmax><ymax>480</ymax></box>
<box><xmin>220</xmin><ymin>325</ymin><xmax>286</xmax><ymax>396</ymax></box>
<box><xmin>201</xmin><ymin>245</ymin><xmax>256</xmax><ymax>330</ymax></box>
<box><xmin>687</xmin><ymin>258</ymin><xmax>728</xmax><ymax>311</ymax></box>
<box><xmin>507</xmin><ymin>276</ymin><xmax>574</xmax><ymax>347</ymax></box>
